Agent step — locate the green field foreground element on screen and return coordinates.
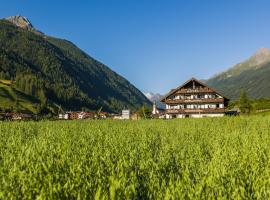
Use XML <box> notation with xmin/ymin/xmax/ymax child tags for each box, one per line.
<box><xmin>1</xmin><ymin>117</ymin><xmax>270</xmax><ymax>199</ymax></box>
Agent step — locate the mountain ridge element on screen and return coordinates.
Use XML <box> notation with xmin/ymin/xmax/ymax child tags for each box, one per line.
<box><xmin>210</xmin><ymin>48</ymin><xmax>270</xmax><ymax>80</ymax></box>
<box><xmin>206</xmin><ymin>48</ymin><xmax>270</xmax><ymax>100</ymax></box>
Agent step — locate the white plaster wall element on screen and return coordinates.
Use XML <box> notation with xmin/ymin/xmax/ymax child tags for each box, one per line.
<box><xmin>177</xmin><ymin>114</ymin><xmax>185</xmax><ymax>118</ymax></box>
<box><xmin>166</xmin><ymin>113</ymin><xmax>224</xmax><ymax>119</ymax></box>
<box><xmin>166</xmin><ymin>114</ymin><xmax>171</xmax><ymax>119</ymax></box>
<box><xmin>191</xmin><ymin>113</ymin><xmax>224</xmax><ymax>118</ymax></box>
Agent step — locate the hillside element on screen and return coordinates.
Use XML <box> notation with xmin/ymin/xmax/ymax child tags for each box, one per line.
<box><xmin>206</xmin><ymin>48</ymin><xmax>270</xmax><ymax>100</ymax></box>
<box><xmin>0</xmin><ymin>80</ymin><xmax>39</xmax><ymax>113</ymax></box>
<box><xmin>0</xmin><ymin>16</ymin><xmax>150</xmax><ymax>113</ymax></box>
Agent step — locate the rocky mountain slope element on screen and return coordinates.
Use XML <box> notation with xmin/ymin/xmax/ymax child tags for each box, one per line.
<box><xmin>206</xmin><ymin>48</ymin><xmax>270</xmax><ymax>100</ymax></box>
<box><xmin>0</xmin><ymin>16</ymin><xmax>150</xmax><ymax>114</ymax></box>
<box><xmin>6</xmin><ymin>15</ymin><xmax>43</xmax><ymax>35</ymax></box>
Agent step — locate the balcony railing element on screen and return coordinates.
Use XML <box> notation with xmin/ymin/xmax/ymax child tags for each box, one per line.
<box><xmin>166</xmin><ymin>108</ymin><xmax>225</xmax><ymax>114</ymax></box>
<box><xmin>165</xmin><ymin>98</ymin><xmax>224</xmax><ymax>104</ymax></box>
<box><xmin>175</xmin><ymin>88</ymin><xmax>214</xmax><ymax>94</ymax></box>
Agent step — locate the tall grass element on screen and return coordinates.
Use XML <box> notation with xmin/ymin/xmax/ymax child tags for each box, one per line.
<box><xmin>0</xmin><ymin>116</ymin><xmax>270</xmax><ymax>199</ymax></box>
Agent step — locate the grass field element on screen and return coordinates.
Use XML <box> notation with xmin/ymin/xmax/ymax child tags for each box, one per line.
<box><xmin>1</xmin><ymin>116</ymin><xmax>270</xmax><ymax>199</ymax></box>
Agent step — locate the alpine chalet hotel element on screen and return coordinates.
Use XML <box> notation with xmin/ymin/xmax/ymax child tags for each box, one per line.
<box><xmin>161</xmin><ymin>78</ymin><xmax>229</xmax><ymax>118</ymax></box>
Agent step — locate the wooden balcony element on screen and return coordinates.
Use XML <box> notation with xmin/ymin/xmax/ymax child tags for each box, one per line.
<box><xmin>166</xmin><ymin>108</ymin><xmax>225</xmax><ymax>114</ymax></box>
<box><xmin>175</xmin><ymin>88</ymin><xmax>214</xmax><ymax>94</ymax></box>
<box><xmin>165</xmin><ymin>98</ymin><xmax>224</xmax><ymax>104</ymax></box>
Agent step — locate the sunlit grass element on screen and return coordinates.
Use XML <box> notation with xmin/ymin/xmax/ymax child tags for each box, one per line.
<box><xmin>0</xmin><ymin>79</ymin><xmax>12</xmax><ymax>86</ymax></box>
<box><xmin>0</xmin><ymin>116</ymin><xmax>270</xmax><ymax>199</ymax></box>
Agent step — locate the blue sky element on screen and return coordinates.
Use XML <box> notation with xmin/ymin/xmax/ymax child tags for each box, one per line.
<box><xmin>1</xmin><ymin>0</ymin><xmax>270</xmax><ymax>94</ymax></box>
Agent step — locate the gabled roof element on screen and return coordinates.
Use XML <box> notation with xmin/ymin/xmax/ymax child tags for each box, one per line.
<box><xmin>161</xmin><ymin>77</ymin><xmax>229</xmax><ymax>102</ymax></box>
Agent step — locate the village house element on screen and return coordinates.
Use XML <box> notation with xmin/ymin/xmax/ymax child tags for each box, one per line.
<box><xmin>112</xmin><ymin>110</ymin><xmax>132</xmax><ymax>120</ymax></box>
<box><xmin>161</xmin><ymin>78</ymin><xmax>229</xmax><ymax>118</ymax></box>
<box><xmin>78</xmin><ymin>112</ymin><xmax>95</xmax><ymax>119</ymax></box>
<box><xmin>68</xmin><ymin>112</ymin><xmax>80</xmax><ymax>120</ymax></box>
<box><xmin>122</xmin><ymin>109</ymin><xmax>130</xmax><ymax>119</ymax></box>
<box><xmin>58</xmin><ymin>113</ymin><xmax>69</xmax><ymax>120</ymax></box>
<box><xmin>78</xmin><ymin>112</ymin><xmax>86</xmax><ymax>119</ymax></box>
<box><xmin>98</xmin><ymin>112</ymin><xmax>107</xmax><ymax>119</ymax></box>
<box><xmin>59</xmin><ymin>111</ymin><xmax>95</xmax><ymax>120</ymax></box>
<box><xmin>151</xmin><ymin>101</ymin><xmax>166</xmax><ymax>119</ymax></box>
<box><xmin>4</xmin><ymin>113</ymin><xmax>32</xmax><ymax>120</ymax></box>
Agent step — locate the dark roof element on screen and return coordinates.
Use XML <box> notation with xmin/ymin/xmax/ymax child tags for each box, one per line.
<box><xmin>161</xmin><ymin>77</ymin><xmax>229</xmax><ymax>102</ymax></box>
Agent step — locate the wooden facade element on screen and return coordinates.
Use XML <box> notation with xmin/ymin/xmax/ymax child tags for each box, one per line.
<box><xmin>161</xmin><ymin>78</ymin><xmax>229</xmax><ymax>118</ymax></box>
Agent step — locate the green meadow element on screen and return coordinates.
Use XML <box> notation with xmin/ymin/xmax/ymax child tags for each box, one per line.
<box><xmin>0</xmin><ymin>80</ymin><xmax>38</xmax><ymax>113</ymax></box>
<box><xmin>1</xmin><ymin>116</ymin><xmax>270</xmax><ymax>199</ymax></box>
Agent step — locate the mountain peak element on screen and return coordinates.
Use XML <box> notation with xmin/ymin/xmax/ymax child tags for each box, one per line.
<box><xmin>252</xmin><ymin>48</ymin><xmax>270</xmax><ymax>63</ymax></box>
<box><xmin>6</xmin><ymin>15</ymin><xmax>34</xmax><ymax>31</ymax></box>
<box><xmin>254</xmin><ymin>47</ymin><xmax>270</xmax><ymax>55</ymax></box>
<box><xmin>230</xmin><ymin>47</ymin><xmax>270</xmax><ymax>72</ymax></box>
<box><xmin>5</xmin><ymin>15</ymin><xmax>44</xmax><ymax>35</ymax></box>
<box><xmin>144</xmin><ymin>92</ymin><xmax>165</xmax><ymax>109</ymax></box>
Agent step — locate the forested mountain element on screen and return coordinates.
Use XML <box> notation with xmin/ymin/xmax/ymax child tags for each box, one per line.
<box><xmin>206</xmin><ymin>48</ymin><xmax>270</xmax><ymax>100</ymax></box>
<box><xmin>0</xmin><ymin>16</ymin><xmax>150</xmax><ymax>114</ymax></box>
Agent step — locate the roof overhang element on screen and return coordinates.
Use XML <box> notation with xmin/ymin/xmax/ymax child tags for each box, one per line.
<box><xmin>161</xmin><ymin>77</ymin><xmax>230</xmax><ymax>102</ymax></box>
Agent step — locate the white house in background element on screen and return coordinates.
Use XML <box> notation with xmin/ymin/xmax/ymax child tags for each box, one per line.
<box><xmin>161</xmin><ymin>78</ymin><xmax>229</xmax><ymax>119</ymax></box>
<box><xmin>122</xmin><ymin>110</ymin><xmax>130</xmax><ymax>119</ymax></box>
<box><xmin>59</xmin><ymin>113</ymin><xmax>69</xmax><ymax>120</ymax></box>
<box><xmin>78</xmin><ymin>112</ymin><xmax>87</xmax><ymax>119</ymax></box>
